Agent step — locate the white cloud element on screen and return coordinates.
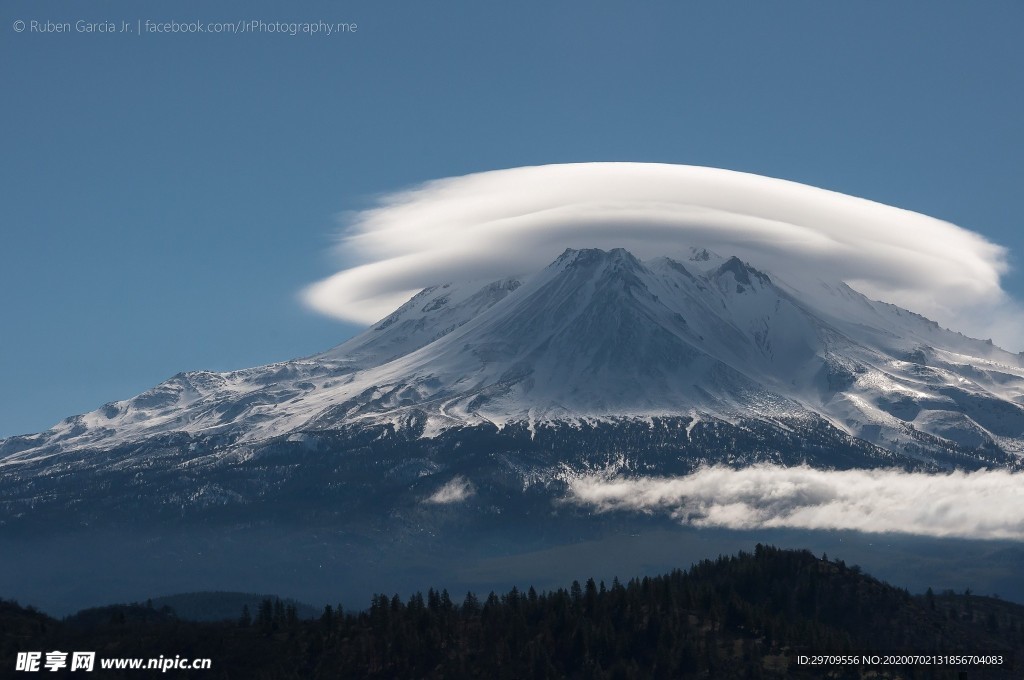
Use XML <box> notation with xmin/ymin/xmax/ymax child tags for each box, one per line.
<box><xmin>424</xmin><ymin>476</ymin><xmax>475</xmax><ymax>505</ymax></box>
<box><xmin>303</xmin><ymin>163</ymin><xmax>1020</xmax><ymax>348</ymax></box>
<box><xmin>566</xmin><ymin>465</ymin><xmax>1024</xmax><ymax>540</ymax></box>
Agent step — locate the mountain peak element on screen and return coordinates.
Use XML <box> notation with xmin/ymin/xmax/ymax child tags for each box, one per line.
<box><xmin>5</xmin><ymin>245</ymin><xmax>1024</xmax><ymax>472</ymax></box>
<box><xmin>555</xmin><ymin>247</ymin><xmax>642</xmax><ymax>270</ymax></box>
<box><xmin>714</xmin><ymin>256</ymin><xmax>771</xmax><ymax>288</ymax></box>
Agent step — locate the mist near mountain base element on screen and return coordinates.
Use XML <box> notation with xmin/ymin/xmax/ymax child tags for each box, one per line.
<box><xmin>567</xmin><ymin>464</ymin><xmax>1024</xmax><ymax>540</ymax></box>
<box><xmin>2</xmin><ymin>523</ymin><xmax>1021</xmax><ymax>617</ymax></box>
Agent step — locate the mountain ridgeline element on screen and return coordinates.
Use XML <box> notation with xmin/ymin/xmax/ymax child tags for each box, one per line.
<box><xmin>1</xmin><ymin>247</ymin><xmax>1022</xmax><ymax>529</ymax></box>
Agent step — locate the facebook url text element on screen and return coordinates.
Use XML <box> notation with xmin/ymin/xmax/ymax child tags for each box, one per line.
<box><xmin>12</xmin><ymin>19</ymin><xmax>357</xmax><ymax>37</ymax></box>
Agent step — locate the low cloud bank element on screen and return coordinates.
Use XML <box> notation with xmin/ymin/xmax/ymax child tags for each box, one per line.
<box><xmin>566</xmin><ymin>465</ymin><xmax>1024</xmax><ymax>540</ymax></box>
<box><xmin>303</xmin><ymin>163</ymin><xmax>1020</xmax><ymax>348</ymax></box>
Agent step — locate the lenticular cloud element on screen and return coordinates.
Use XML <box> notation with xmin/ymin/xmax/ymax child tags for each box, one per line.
<box><xmin>566</xmin><ymin>465</ymin><xmax>1024</xmax><ymax>540</ymax></box>
<box><xmin>302</xmin><ymin>163</ymin><xmax>1016</xmax><ymax>346</ymax></box>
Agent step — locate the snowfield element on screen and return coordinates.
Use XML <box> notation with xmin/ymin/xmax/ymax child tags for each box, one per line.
<box><xmin>3</xmin><ymin>246</ymin><xmax>1024</xmax><ymax>472</ymax></box>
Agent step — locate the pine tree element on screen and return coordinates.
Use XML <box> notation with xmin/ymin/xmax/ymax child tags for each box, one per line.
<box><xmin>258</xmin><ymin>598</ymin><xmax>273</xmax><ymax>632</ymax></box>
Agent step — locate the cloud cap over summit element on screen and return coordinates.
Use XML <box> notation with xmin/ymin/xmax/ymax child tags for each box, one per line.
<box><xmin>303</xmin><ymin>163</ymin><xmax>1020</xmax><ymax>349</ymax></box>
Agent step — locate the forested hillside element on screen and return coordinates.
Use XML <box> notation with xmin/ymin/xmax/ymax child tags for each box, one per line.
<box><xmin>2</xmin><ymin>546</ymin><xmax>1020</xmax><ymax>678</ymax></box>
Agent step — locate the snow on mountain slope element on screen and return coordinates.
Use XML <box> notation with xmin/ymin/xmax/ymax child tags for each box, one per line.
<box><xmin>316</xmin><ymin>276</ymin><xmax>523</xmax><ymax>368</ymax></box>
<box><xmin>3</xmin><ymin>247</ymin><xmax>1024</xmax><ymax>469</ymax></box>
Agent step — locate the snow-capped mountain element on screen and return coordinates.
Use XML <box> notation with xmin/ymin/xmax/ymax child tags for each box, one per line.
<box><xmin>4</xmin><ymin>246</ymin><xmax>1022</xmax><ymax>463</ymax></box>
<box><xmin>2</xmin><ymin>247</ymin><xmax>1023</xmax><ymax>527</ymax></box>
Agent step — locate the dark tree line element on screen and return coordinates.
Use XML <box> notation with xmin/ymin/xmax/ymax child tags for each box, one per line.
<box><xmin>2</xmin><ymin>545</ymin><xmax>1021</xmax><ymax>678</ymax></box>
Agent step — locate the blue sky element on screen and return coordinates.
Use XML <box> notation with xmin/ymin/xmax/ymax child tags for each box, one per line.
<box><xmin>2</xmin><ymin>1</ymin><xmax>1022</xmax><ymax>437</ymax></box>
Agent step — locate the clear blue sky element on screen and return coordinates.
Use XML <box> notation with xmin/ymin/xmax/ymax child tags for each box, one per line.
<box><xmin>2</xmin><ymin>1</ymin><xmax>1022</xmax><ymax>437</ymax></box>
